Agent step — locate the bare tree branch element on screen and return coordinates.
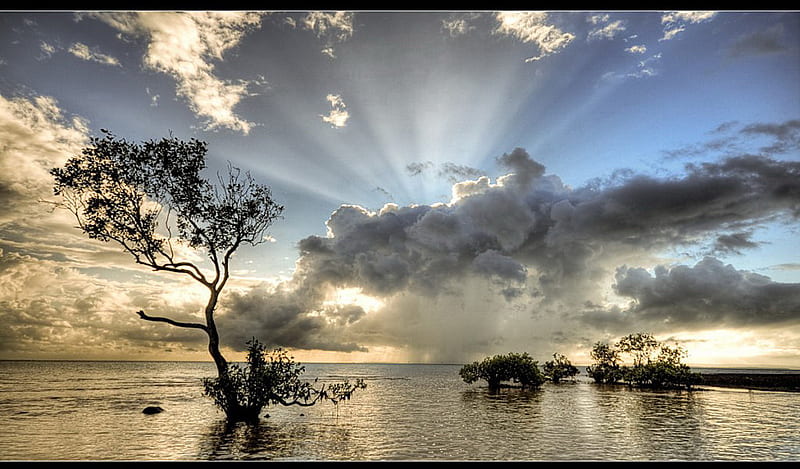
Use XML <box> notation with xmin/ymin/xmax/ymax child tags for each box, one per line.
<box><xmin>136</xmin><ymin>310</ymin><xmax>208</xmax><ymax>332</ymax></box>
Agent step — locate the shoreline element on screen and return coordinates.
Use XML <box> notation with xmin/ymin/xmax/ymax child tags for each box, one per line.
<box><xmin>697</xmin><ymin>373</ymin><xmax>800</xmax><ymax>392</ymax></box>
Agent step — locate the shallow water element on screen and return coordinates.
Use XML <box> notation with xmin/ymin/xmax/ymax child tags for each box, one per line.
<box><xmin>0</xmin><ymin>361</ymin><xmax>798</xmax><ymax>460</ymax></box>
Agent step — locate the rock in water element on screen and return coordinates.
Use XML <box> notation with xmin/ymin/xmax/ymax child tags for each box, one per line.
<box><xmin>142</xmin><ymin>406</ymin><xmax>164</xmax><ymax>414</ymax></box>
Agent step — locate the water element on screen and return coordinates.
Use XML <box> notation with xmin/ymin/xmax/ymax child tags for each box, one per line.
<box><xmin>0</xmin><ymin>361</ymin><xmax>798</xmax><ymax>461</ymax></box>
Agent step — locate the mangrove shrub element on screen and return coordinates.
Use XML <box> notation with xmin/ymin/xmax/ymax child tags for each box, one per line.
<box><xmin>587</xmin><ymin>333</ymin><xmax>700</xmax><ymax>389</ymax></box>
<box><xmin>460</xmin><ymin>352</ymin><xmax>545</xmax><ymax>390</ymax></box>
<box><xmin>543</xmin><ymin>353</ymin><xmax>580</xmax><ymax>383</ymax></box>
<box><xmin>203</xmin><ymin>338</ymin><xmax>366</xmax><ymax>422</ymax></box>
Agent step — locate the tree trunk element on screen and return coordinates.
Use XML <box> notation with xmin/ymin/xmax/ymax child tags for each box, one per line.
<box><xmin>205</xmin><ymin>292</ymin><xmax>228</xmax><ymax>378</ymax></box>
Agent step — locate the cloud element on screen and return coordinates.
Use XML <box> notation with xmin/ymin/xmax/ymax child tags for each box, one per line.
<box><xmin>0</xmin><ymin>248</ymin><xmax>210</xmax><ymax>359</ymax></box>
<box><xmin>601</xmin><ymin>53</ymin><xmax>662</xmax><ymax>81</ymax></box>
<box><xmin>219</xmin><ymin>146</ymin><xmax>799</xmax><ymax>358</ymax></box>
<box><xmin>741</xmin><ymin>120</ymin><xmax>800</xmax><ymax>154</ymax></box>
<box><xmin>301</xmin><ymin>11</ymin><xmax>354</xmax><ymax>58</ymax></box>
<box><xmin>145</xmin><ymin>87</ymin><xmax>159</xmax><ymax>107</ymax></box>
<box><xmin>67</xmin><ymin>42</ymin><xmax>121</xmax><ymax>67</ymax></box>
<box><xmin>38</xmin><ymin>41</ymin><xmax>56</xmax><ymax>59</ymax></box>
<box><xmin>0</xmin><ymin>93</ymin><xmax>89</xmax><ymax>223</ymax></box>
<box><xmin>90</xmin><ymin>11</ymin><xmax>264</xmax><ymax>134</ymax></box>
<box><xmin>608</xmin><ymin>257</ymin><xmax>800</xmax><ymax>329</ymax></box>
<box><xmin>712</xmin><ymin>231</ymin><xmax>760</xmax><ymax>255</ymax></box>
<box><xmin>439</xmin><ymin>162</ymin><xmax>485</xmax><ymax>183</ymax></box>
<box><xmin>625</xmin><ymin>45</ymin><xmax>647</xmax><ymax>54</ymax></box>
<box><xmin>662</xmin><ymin>11</ymin><xmax>719</xmax><ymax>25</ymax></box>
<box><xmin>0</xmin><ymin>93</ymin><xmax>282</xmax><ymax>359</ymax></box>
<box><xmin>587</xmin><ymin>19</ymin><xmax>627</xmax><ymax>41</ymax></box>
<box><xmin>406</xmin><ymin>161</ymin><xmax>434</xmax><ymax>176</ymax></box>
<box><xmin>441</xmin><ymin>13</ymin><xmax>481</xmax><ymax>37</ymax></box>
<box><xmin>0</xmin><ymin>92</ymin><xmax>162</xmax><ymax>274</ymax></box>
<box><xmin>587</xmin><ymin>14</ymin><xmax>610</xmax><ymax>25</ymax></box>
<box><xmin>3</xmin><ymin>93</ymin><xmax>796</xmax><ymax>362</ymax></box>
<box><xmin>405</xmin><ymin>161</ymin><xmax>484</xmax><ymax>184</ymax></box>
<box><xmin>728</xmin><ymin>24</ymin><xmax>789</xmax><ymax>58</ymax></box>
<box><xmin>494</xmin><ymin>11</ymin><xmax>575</xmax><ymax>62</ymax></box>
<box><xmin>664</xmin><ymin>119</ymin><xmax>800</xmax><ymax>159</ymax></box>
<box><xmin>660</xmin><ymin>11</ymin><xmax>717</xmax><ymax>42</ymax></box>
<box><xmin>320</xmin><ymin>94</ymin><xmax>349</xmax><ymax>128</ymax></box>
<box><xmin>496</xmin><ymin>147</ymin><xmax>546</xmax><ymax>187</ymax></box>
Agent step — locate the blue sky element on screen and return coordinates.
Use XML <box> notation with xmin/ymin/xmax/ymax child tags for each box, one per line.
<box><xmin>1</xmin><ymin>11</ymin><xmax>799</xmax><ymax>366</ymax></box>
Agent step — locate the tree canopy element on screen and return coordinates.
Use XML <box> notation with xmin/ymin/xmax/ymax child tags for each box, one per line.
<box><xmin>543</xmin><ymin>353</ymin><xmax>580</xmax><ymax>383</ymax></box>
<box><xmin>51</xmin><ymin>130</ymin><xmax>283</xmax><ymax>381</ymax></box>
<box><xmin>51</xmin><ymin>130</ymin><xmax>364</xmax><ymax>422</ymax></box>
<box><xmin>587</xmin><ymin>332</ymin><xmax>700</xmax><ymax>389</ymax></box>
<box><xmin>460</xmin><ymin>352</ymin><xmax>546</xmax><ymax>390</ymax></box>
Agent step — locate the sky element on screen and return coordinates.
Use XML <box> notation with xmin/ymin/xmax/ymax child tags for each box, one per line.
<box><xmin>1</xmin><ymin>10</ymin><xmax>799</xmax><ymax>367</ymax></box>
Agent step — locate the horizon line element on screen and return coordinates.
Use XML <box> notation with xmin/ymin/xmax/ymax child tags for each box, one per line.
<box><xmin>0</xmin><ymin>358</ymin><xmax>797</xmax><ymax>371</ymax></box>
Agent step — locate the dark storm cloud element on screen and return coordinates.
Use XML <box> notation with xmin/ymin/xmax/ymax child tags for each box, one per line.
<box><xmin>218</xmin><ymin>285</ymin><xmax>368</xmax><ymax>353</ymax></box>
<box><xmin>226</xmin><ymin>146</ymin><xmax>800</xmax><ymax>352</ymax></box>
<box><xmin>611</xmin><ymin>257</ymin><xmax>800</xmax><ymax>327</ymax></box>
<box><xmin>496</xmin><ymin>147</ymin><xmax>546</xmax><ymax>186</ymax></box>
<box><xmin>712</xmin><ymin>231</ymin><xmax>759</xmax><ymax>255</ymax></box>
<box><xmin>728</xmin><ymin>24</ymin><xmax>789</xmax><ymax>58</ymax></box>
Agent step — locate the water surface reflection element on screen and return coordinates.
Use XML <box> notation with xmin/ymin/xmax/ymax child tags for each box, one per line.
<box><xmin>1</xmin><ymin>362</ymin><xmax>798</xmax><ymax>461</ymax></box>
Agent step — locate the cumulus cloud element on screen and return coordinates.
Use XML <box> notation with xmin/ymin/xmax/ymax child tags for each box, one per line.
<box><xmin>218</xmin><ymin>145</ymin><xmax>800</xmax><ymax>358</ymax></box>
<box><xmin>89</xmin><ymin>11</ymin><xmax>264</xmax><ymax>134</ymax></box>
<box><xmin>0</xmin><ymin>94</ymin><xmax>88</xmax><ymax>223</ymax></box>
<box><xmin>4</xmin><ymin>93</ymin><xmax>797</xmax><ymax>362</ymax></box>
<box><xmin>608</xmin><ymin>257</ymin><xmax>800</xmax><ymax>329</ymax></box>
<box><xmin>494</xmin><ymin>11</ymin><xmax>575</xmax><ymax>62</ymax></box>
<box><xmin>320</xmin><ymin>94</ymin><xmax>349</xmax><ymax>128</ymax></box>
<box><xmin>0</xmin><ymin>248</ymin><xmax>210</xmax><ymax>359</ymax></box>
<box><xmin>660</xmin><ymin>11</ymin><xmax>717</xmax><ymax>42</ymax></box>
<box><xmin>0</xmin><ymin>93</ymin><xmax>281</xmax><ymax>359</ymax></box>
<box><xmin>67</xmin><ymin>42</ymin><xmax>121</xmax><ymax>66</ymax></box>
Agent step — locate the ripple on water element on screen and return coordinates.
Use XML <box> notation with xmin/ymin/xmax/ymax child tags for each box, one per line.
<box><xmin>0</xmin><ymin>362</ymin><xmax>799</xmax><ymax>461</ymax></box>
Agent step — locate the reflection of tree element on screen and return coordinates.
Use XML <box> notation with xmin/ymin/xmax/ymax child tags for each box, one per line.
<box><xmin>197</xmin><ymin>419</ymin><xmax>305</xmax><ymax>460</ymax></box>
<box><xmin>461</xmin><ymin>386</ymin><xmax>544</xmax><ymax>420</ymax></box>
<box><xmin>197</xmin><ymin>414</ymin><xmax>361</xmax><ymax>460</ymax></box>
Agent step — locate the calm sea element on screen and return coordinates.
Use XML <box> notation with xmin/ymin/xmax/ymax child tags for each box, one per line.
<box><xmin>0</xmin><ymin>361</ymin><xmax>798</xmax><ymax>461</ymax></box>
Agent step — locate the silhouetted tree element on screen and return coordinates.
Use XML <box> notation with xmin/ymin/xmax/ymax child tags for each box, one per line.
<box><xmin>460</xmin><ymin>352</ymin><xmax>545</xmax><ymax>390</ymax></box>
<box><xmin>586</xmin><ymin>342</ymin><xmax>623</xmax><ymax>384</ymax></box>
<box><xmin>51</xmin><ymin>130</ymin><xmax>364</xmax><ymax>421</ymax></box>
<box><xmin>543</xmin><ymin>353</ymin><xmax>579</xmax><ymax>383</ymax></box>
<box><xmin>588</xmin><ymin>332</ymin><xmax>700</xmax><ymax>389</ymax></box>
<box><xmin>203</xmin><ymin>338</ymin><xmax>365</xmax><ymax>422</ymax></box>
